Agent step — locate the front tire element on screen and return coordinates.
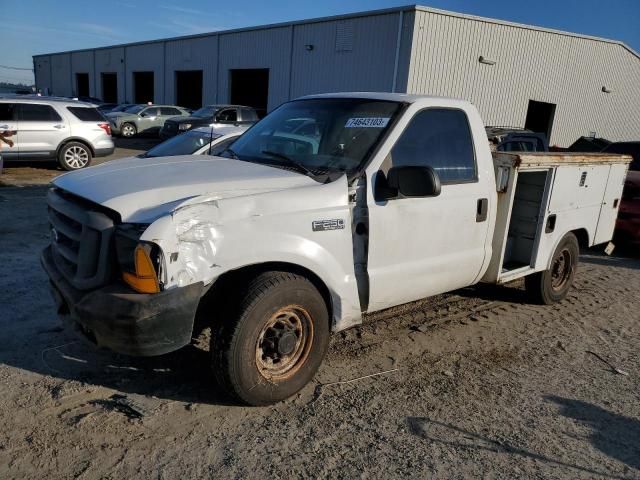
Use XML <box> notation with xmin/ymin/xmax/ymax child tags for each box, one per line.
<box><xmin>212</xmin><ymin>271</ymin><xmax>330</xmax><ymax>406</ymax></box>
<box><xmin>525</xmin><ymin>232</ymin><xmax>579</xmax><ymax>304</ymax></box>
<box><xmin>121</xmin><ymin>122</ymin><xmax>137</xmax><ymax>138</ymax></box>
<box><xmin>58</xmin><ymin>142</ymin><xmax>92</xmax><ymax>170</ymax></box>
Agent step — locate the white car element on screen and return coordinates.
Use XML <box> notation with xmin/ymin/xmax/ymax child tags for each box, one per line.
<box><xmin>136</xmin><ymin>124</ymin><xmax>249</xmax><ymax>159</ymax></box>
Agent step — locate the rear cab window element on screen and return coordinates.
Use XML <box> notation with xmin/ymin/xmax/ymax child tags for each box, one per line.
<box><xmin>389</xmin><ymin>108</ymin><xmax>477</xmax><ymax>184</ymax></box>
<box><xmin>18</xmin><ymin>104</ymin><xmax>62</xmax><ymax>122</ymax></box>
<box><xmin>67</xmin><ymin>106</ymin><xmax>106</xmax><ymax>122</ymax></box>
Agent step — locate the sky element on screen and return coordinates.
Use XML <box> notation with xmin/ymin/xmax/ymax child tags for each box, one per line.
<box><xmin>1</xmin><ymin>0</ymin><xmax>639</xmax><ymax>85</ymax></box>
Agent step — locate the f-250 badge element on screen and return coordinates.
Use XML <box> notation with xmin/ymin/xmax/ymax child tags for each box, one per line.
<box><xmin>312</xmin><ymin>219</ymin><xmax>345</xmax><ymax>232</ymax></box>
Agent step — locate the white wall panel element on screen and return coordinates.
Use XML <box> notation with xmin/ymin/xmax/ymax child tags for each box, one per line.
<box><xmin>94</xmin><ymin>47</ymin><xmax>125</xmax><ymax>103</ymax></box>
<box><xmin>124</xmin><ymin>42</ymin><xmax>165</xmax><ymax>103</ymax></box>
<box><xmin>165</xmin><ymin>36</ymin><xmax>218</xmax><ymax>106</ymax></box>
<box><xmin>406</xmin><ymin>10</ymin><xmax>640</xmax><ymax>146</ymax></box>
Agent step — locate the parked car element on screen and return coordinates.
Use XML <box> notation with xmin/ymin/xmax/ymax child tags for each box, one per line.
<box><xmin>109</xmin><ymin>103</ymin><xmax>137</xmax><ymax>113</ymax></box>
<box><xmin>0</xmin><ymin>95</ymin><xmax>114</xmax><ymax>170</ymax></box>
<box><xmin>600</xmin><ymin>142</ymin><xmax>640</xmax><ymax>247</ymax></box>
<box><xmin>68</xmin><ymin>95</ymin><xmax>104</xmax><ymax>104</ymax></box>
<box><xmin>159</xmin><ymin>104</ymin><xmax>258</xmax><ymax>139</ymax></box>
<box><xmin>41</xmin><ymin>92</ymin><xmax>630</xmax><ymax>405</ymax></box>
<box><xmin>137</xmin><ymin>125</ymin><xmax>248</xmax><ymax>158</ymax></box>
<box><xmin>485</xmin><ymin>126</ymin><xmax>548</xmax><ymax>152</ymax></box>
<box><xmin>96</xmin><ymin>103</ymin><xmax>119</xmax><ymax>113</ymax></box>
<box><xmin>107</xmin><ymin>104</ymin><xmax>190</xmax><ymax>137</ymax></box>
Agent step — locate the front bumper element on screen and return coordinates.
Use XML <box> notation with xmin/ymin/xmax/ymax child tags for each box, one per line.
<box><xmin>41</xmin><ymin>245</ymin><xmax>204</xmax><ymax>356</ymax></box>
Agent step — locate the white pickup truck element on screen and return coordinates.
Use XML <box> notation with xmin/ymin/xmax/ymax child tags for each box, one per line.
<box><xmin>41</xmin><ymin>92</ymin><xmax>631</xmax><ymax>405</ymax></box>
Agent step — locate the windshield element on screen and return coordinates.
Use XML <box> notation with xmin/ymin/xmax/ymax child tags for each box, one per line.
<box><xmin>225</xmin><ymin>98</ymin><xmax>402</xmax><ymax>180</ymax></box>
<box><xmin>124</xmin><ymin>105</ymin><xmax>145</xmax><ymax>114</ymax></box>
<box><xmin>142</xmin><ymin>131</ymin><xmax>218</xmax><ymax>157</ymax></box>
<box><xmin>192</xmin><ymin>106</ymin><xmax>217</xmax><ymax>118</ymax></box>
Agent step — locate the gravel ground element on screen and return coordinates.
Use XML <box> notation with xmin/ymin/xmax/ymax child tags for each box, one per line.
<box><xmin>0</xmin><ymin>156</ymin><xmax>638</xmax><ymax>479</ymax></box>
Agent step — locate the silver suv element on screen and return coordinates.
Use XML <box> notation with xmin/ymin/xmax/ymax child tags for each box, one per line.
<box><xmin>106</xmin><ymin>104</ymin><xmax>190</xmax><ymax>138</ymax></box>
<box><xmin>0</xmin><ymin>95</ymin><xmax>115</xmax><ymax>170</ymax></box>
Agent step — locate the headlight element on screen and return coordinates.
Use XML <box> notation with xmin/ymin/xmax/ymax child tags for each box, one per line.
<box><xmin>115</xmin><ymin>224</ymin><xmax>163</xmax><ymax>293</ymax></box>
<box><xmin>178</xmin><ymin>123</ymin><xmax>192</xmax><ymax>131</ymax></box>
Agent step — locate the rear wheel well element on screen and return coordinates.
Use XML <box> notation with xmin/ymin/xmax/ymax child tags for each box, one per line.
<box><xmin>57</xmin><ymin>138</ymin><xmax>95</xmax><ymax>157</ymax></box>
<box><xmin>571</xmin><ymin>228</ymin><xmax>590</xmax><ymax>249</ymax></box>
<box><xmin>194</xmin><ymin>262</ymin><xmax>333</xmax><ymax>334</ymax></box>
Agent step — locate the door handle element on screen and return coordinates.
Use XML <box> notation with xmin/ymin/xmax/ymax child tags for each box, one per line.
<box><xmin>53</xmin><ymin>124</ymin><xmax>66</xmax><ymax>129</ymax></box>
<box><xmin>476</xmin><ymin>198</ymin><xmax>488</xmax><ymax>222</ymax></box>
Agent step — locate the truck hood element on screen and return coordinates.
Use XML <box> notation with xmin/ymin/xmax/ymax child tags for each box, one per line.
<box><xmin>52</xmin><ymin>155</ymin><xmax>317</xmax><ymax>223</ymax></box>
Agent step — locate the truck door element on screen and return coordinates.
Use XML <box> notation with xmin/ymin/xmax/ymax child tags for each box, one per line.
<box><xmin>365</xmin><ymin>107</ymin><xmax>493</xmax><ymax>311</ymax></box>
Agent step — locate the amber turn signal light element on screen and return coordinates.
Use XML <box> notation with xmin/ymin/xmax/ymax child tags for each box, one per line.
<box><xmin>122</xmin><ymin>244</ymin><xmax>160</xmax><ymax>294</ymax></box>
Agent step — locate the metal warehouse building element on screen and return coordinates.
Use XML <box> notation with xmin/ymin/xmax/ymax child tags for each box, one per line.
<box><xmin>33</xmin><ymin>4</ymin><xmax>640</xmax><ymax>147</ymax></box>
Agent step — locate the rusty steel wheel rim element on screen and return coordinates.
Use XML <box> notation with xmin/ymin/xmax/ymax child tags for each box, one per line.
<box><xmin>551</xmin><ymin>248</ymin><xmax>573</xmax><ymax>291</ymax></box>
<box><xmin>256</xmin><ymin>306</ymin><xmax>314</xmax><ymax>381</ymax></box>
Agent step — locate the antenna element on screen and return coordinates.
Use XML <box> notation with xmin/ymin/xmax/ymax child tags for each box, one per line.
<box><xmin>208</xmin><ymin>124</ymin><xmax>214</xmax><ymax>156</ymax></box>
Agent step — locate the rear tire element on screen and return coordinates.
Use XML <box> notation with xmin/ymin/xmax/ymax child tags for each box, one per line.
<box><xmin>212</xmin><ymin>271</ymin><xmax>330</xmax><ymax>406</ymax></box>
<box><xmin>525</xmin><ymin>232</ymin><xmax>579</xmax><ymax>304</ymax></box>
<box><xmin>121</xmin><ymin>122</ymin><xmax>137</xmax><ymax>138</ymax></box>
<box><xmin>58</xmin><ymin>142</ymin><xmax>92</xmax><ymax>170</ymax></box>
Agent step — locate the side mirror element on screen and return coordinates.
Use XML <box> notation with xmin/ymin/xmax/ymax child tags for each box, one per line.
<box><xmin>139</xmin><ymin>112</ymin><xmax>147</xmax><ymax>117</ymax></box>
<box><xmin>385</xmin><ymin>165</ymin><xmax>441</xmax><ymax>198</ymax></box>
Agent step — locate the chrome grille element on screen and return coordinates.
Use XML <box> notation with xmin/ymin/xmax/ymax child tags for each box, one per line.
<box><xmin>47</xmin><ymin>188</ymin><xmax>117</xmax><ymax>290</ymax></box>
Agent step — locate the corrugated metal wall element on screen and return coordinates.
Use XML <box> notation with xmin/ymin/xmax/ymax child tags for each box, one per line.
<box><xmin>32</xmin><ymin>6</ymin><xmax>639</xmax><ymax>147</ymax></box>
<box><xmin>165</xmin><ymin>36</ymin><xmax>218</xmax><ymax>105</ymax></box>
<box><xmin>124</xmin><ymin>42</ymin><xmax>164</xmax><ymax>103</ymax></box>
<box><xmin>406</xmin><ymin>10</ymin><xmax>640</xmax><ymax>146</ymax></box>
<box><xmin>50</xmin><ymin>54</ymin><xmax>72</xmax><ymax>97</ymax></box>
<box><xmin>290</xmin><ymin>12</ymin><xmax>404</xmax><ymax>98</ymax></box>
<box><xmin>218</xmin><ymin>27</ymin><xmax>292</xmax><ymax>110</ymax></box>
<box><xmin>95</xmin><ymin>47</ymin><xmax>125</xmax><ymax>103</ymax></box>
<box><xmin>70</xmin><ymin>50</ymin><xmax>94</xmax><ymax>96</ymax></box>
<box><xmin>33</xmin><ymin>56</ymin><xmax>51</xmax><ymax>94</ymax></box>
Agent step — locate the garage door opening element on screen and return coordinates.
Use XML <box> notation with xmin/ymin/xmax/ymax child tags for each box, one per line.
<box><xmin>133</xmin><ymin>71</ymin><xmax>154</xmax><ymax>104</ymax></box>
<box><xmin>230</xmin><ymin>68</ymin><xmax>269</xmax><ymax>117</ymax></box>
<box><xmin>101</xmin><ymin>73</ymin><xmax>118</xmax><ymax>103</ymax></box>
<box><xmin>175</xmin><ymin>70</ymin><xmax>203</xmax><ymax>110</ymax></box>
<box><xmin>76</xmin><ymin>73</ymin><xmax>90</xmax><ymax>98</ymax></box>
<box><xmin>525</xmin><ymin>100</ymin><xmax>556</xmax><ymax>142</ymax></box>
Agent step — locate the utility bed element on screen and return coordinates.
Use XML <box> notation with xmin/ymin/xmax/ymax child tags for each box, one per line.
<box><xmin>483</xmin><ymin>152</ymin><xmax>632</xmax><ymax>284</ymax></box>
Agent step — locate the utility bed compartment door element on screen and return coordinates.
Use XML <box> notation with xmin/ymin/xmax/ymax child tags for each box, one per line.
<box><xmin>594</xmin><ymin>163</ymin><xmax>627</xmax><ymax>244</ymax></box>
<box><xmin>535</xmin><ymin>164</ymin><xmax>610</xmax><ymax>270</ymax></box>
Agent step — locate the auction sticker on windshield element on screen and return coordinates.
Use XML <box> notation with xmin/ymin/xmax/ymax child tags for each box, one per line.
<box><xmin>345</xmin><ymin>117</ymin><xmax>390</xmax><ymax>128</ymax></box>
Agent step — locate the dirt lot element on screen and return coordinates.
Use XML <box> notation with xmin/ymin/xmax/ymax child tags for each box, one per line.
<box><xmin>0</xmin><ymin>149</ymin><xmax>639</xmax><ymax>479</ymax></box>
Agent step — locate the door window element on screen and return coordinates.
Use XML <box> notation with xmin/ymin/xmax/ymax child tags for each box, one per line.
<box><xmin>389</xmin><ymin>108</ymin><xmax>476</xmax><ymax>184</ymax></box>
<box><xmin>0</xmin><ymin>103</ymin><xmax>16</xmax><ymax>121</ymax></box>
<box><xmin>141</xmin><ymin>107</ymin><xmax>160</xmax><ymax>117</ymax></box>
<box><xmin>18</xmin><ymin>104</ymin><xmax>62</xmax><ymax>122</ymax></box>
<box><xmin>160</xmin><ymin>107</ymin><xmax>182</xmax><ymax>116</ymax></box>
<box><xmin>216</xmin><ymin>109</ymin><xmax>237</xmax><ymax>122</ymax></box>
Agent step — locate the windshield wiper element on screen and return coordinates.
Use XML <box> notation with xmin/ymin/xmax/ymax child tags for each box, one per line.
<box><xmin>260</xmin><ymin>150</ymin><xmax>316</xmax><ymax>177</ymax></box>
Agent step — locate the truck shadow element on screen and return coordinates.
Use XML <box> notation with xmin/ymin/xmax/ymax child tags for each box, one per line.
<box><xmin>406</xmin><ymin>408</ymin><xmax>638</xmax><ymax>478</ymax></box>
<box><xmin>545</xmin><ymin>395</ymin><xmax>640</xmax><ymax>472</ymax></box>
